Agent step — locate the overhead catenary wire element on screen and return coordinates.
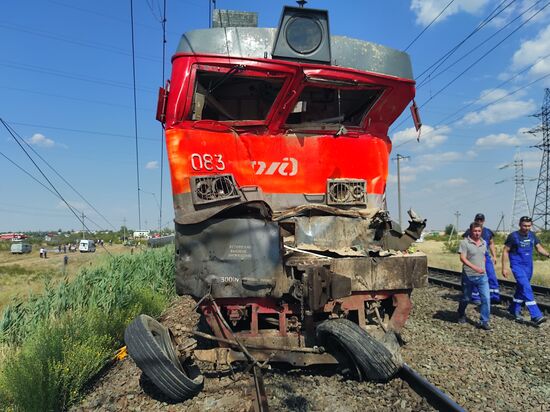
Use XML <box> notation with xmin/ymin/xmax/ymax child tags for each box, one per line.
<box><xmin>414</xmin><ymin>0</ymin><xmax>516</xmax><ymax>84</ymax></box>
<box><xmin>0</xmin><ymin>118</ymin><xmax>110</xmax><ymax>244</ymax></box>
<box><xmin>392</xmin><ymin>0</ymin><xmax>550</xmax><ymax>134</ymax></box>
<box><xmin>15</xmin><ymin>129</ymin><xmax>118</xmax><ymax>231</ymax></box>
<box><xmin>417</xmin><ymin>0</ymin><xmax>541</xmax><ymax>89</ymax></box>
<box><xmin>421</xmin><ymin>0</ymin><xmax>550</xmax><ymax>105</ymax></box>
<box><xmin>130</xmin><ymin>0</ymin><xmax>142</xmax><ymax>231</ymax></box>
<box><xmin>394</xmin><ymin>60</ymin><xmax>550</xmax><ymax>149</ymax></box>
<box><xmin>403</xmin><ymin>0</ymin><xmax>456</xmax><ymax>52</ymax></box>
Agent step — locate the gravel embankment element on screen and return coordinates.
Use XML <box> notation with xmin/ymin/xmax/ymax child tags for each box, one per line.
<box><xmin>72</xmin><ymin>285</ymin><xmax>549</xmax><ymax>412</ymax></box>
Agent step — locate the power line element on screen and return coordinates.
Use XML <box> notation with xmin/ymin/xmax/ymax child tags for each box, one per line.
<box><xmin>392</xmin><ymin>0</ymin><xmax>549</xmax><ymax>134</ymax></box>
<box><xmin>130</xmin><ymin>0</ymin><xmax>142</xmax><ymax>231</ymax></box>
<box><xmin>414</xmin><ymin>0</ymin><xmax>515</xmax><ymax>83</ymax></box>
<box><xmin>403</xmin><ymin>0</ymin><xmax>456</xmax><ymax>51</ymax></box>
<box><xmin>394</xmin><ymin>66</ymin><xmax>550</xmax><ymax>149</ymax></box>
<box><xmin>0</xmin><ymin>23</ymin><xmax>160</xmax><ymax>63</ymax></box>
<box><xmin>418</xmin><ymin>1</ymin><xmax>550</xmax><ymax>111</ymax></box>
<box><xmin>158</xmin><ymin>0</ymin><xmax>167</xmax><ymax>235</ymax></box>
<box><xmin>0</xmin><ymin>59</ymin><xmax>156</xmax><ymax>93</ymax></box>
<box><xmin>7</xmin><ymin>120</ymin><xmax>157</xmax><ymax>142</ymax></box>
<box><xmin>1</xmin><ymin>124</ymin><xmax>106</xmax><ymax>230</ymax></box>
<box><xmin>0</xmin><ymin>118</ymin><xmax>109</xmax><ymax>238</ymax></box>
<box><xmin>417</xmin><ymin>0</ymin><xmax>539</xmax><ymax>89</ymax></box>
<box><xmin>16</xmin><ymin>130</ymin><xmax>117</xmax><ymax>230</ymax></box>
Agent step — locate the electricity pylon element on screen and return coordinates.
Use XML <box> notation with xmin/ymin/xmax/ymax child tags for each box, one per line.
<box><xmin>529</xmin><ymin>88</ymin><xmax>550</xmax><ymax>231</ymax></box>
<box><xmin>496</xmin><ymin>153</ymin><xmax>532</xmax><ymax>230</ymax></box>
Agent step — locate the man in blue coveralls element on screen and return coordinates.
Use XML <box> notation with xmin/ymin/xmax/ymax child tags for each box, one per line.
<box><xmin>502</xmin><ymin>216</ymin><xmax>548</xmax><ymax>325</ymax></box>
<box><xmin>463</xmin><ymin>213</ymin><xmax>500</xmax><ymax>303</ymax></box>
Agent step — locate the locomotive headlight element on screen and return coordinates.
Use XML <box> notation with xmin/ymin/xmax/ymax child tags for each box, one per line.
<box><xmin>191</xmin><ymin>174</ymin><xmax>240</xmax><ymax>205</ymax></box>
<box><xmin>286</xmin><ymin>17</ymin><xmax>323</xmax><ymax>54</ymax></box>
<box><xmin>272</xmin><ymin>6</ymin><xmax>331</xmax><ymax>64</ymax></box>
<box><xmin>327</xmin><ymin>179</ymin><xmax>367</xmax><ymax>206</ymax></box>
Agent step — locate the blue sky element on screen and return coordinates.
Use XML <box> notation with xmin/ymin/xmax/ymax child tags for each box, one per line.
<box><xmin>1</xmin><ymin>0</ymin><xmax>550</xmax><ymax>232</ymax></box>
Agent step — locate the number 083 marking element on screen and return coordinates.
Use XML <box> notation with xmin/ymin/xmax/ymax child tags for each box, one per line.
<box><xmin>191</xmin><ymin>153</ymin><xmax>226</xmax><ymax>171</ymax></box>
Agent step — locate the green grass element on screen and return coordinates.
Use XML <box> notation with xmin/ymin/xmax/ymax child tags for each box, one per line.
<box><xmin>0</xmin><ymin>247</ymin><xmax>176</xmax><ymax>411</ymax></box>
<box><xmin>0</xmin><ymin>264</ymin><xmax>37</xmax><ymax>277</ymax></box>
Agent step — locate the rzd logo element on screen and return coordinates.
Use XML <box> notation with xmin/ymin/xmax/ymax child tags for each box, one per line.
<box><xmin>252</xmin><ymin>157</ymin><xmax>298</xmax><ymax>176</ymax></box>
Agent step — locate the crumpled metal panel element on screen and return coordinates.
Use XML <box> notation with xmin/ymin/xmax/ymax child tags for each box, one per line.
<box><xmin>293</xmin><ymin>216</ymin><xmax>377</xmax><ymax>256</ymax></box>
<box><xmin>330</xmin><ymin>253</ymin><xmax>428</xmax><ymax>291</ymax></box>
<box><xmin>175</xmin><ymin>219</ymin><xmax>285</xmax><ymax>299</ymax></box>
<box><xmin>177</xmin><ymin>28</ymin><xmax>413</xmax><ymax>80</ymax></box>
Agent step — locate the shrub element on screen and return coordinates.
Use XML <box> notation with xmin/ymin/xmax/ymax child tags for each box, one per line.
<box><xmin>0</xmin><ymin>246</ymin><xmax>175</xmax><ymax>411</ymax></box>
<box><xmin>444</xmin><ymin>224</ymin><xmax>455</xmax><ymax>236</ymax></box>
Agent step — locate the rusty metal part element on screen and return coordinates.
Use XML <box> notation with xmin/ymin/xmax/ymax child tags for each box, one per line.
<box><xmin>250</xmin><ymin>365</ymin><xmax>269</xmax><ymax>412</ymax></box>
<box><xmin>373</xmin><ymin>305</ymin><xmax>388</xmax><ymax>333</ymax></box>
<box><xmin>179</xmin><ymin>327</ymin><xmax>324</xmax><ymax>353</ymax></box>
<box><xmin>387</xmin><ymin>292</ymin><xmax>413</xmax><ymax>333</ymax></box>
<box><xmin>210</xmin><ymin>299</ymin><xmax>260</xmax><ymax>366</ymax></box>
<box><xmin>193</xmin><ymin>347</ymin><xmax>339</xmax><ymax>367</ymax></box>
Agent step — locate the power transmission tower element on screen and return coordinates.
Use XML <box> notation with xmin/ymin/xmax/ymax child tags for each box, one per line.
<box><xmin>497</xmin><ymin>153</ymin><xmax>532</xmax><ymax>230</ymax></box>
<box><xmin>529</xmin><ymin>88</ymin><xmax>550</xmax><ymax>231</ymax></box>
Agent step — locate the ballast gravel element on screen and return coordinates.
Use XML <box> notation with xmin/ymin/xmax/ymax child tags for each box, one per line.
<box><xmin>71</xmin><ymin>285</ymin><xmax>549</xmax><ymax>412</ymax></box>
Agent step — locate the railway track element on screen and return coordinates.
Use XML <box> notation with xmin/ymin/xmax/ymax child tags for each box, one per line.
<box><xmin>428</xmin><ymin>266</ymin><xmax>550</xmax><ymax>313</ymax></box>
<box><xmin>247</xmin><ymin>361</ymin><xmax>465</xmax><ymax>412</ymax></box>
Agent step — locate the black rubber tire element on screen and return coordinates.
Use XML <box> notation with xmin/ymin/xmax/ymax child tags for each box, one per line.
<box><xmin>316</xmin><ymin>318</ymin><xmax>399</xmax><ymax>382</ymax></box>
<box><xmin>124</xmin><ymin>314</ymin><xmax>203</xmax><ymax>401</ymax></box>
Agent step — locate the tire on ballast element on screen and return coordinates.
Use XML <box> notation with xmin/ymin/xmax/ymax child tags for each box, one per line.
<box><xmin>316</xmin><ymin>318</ymin><xmax>399</xmax><ymax>382</ymax></box>
<box><xmin>124</xmin><ymin>314</ymin><xmax>203</xmax><ymax>401</ymax></box>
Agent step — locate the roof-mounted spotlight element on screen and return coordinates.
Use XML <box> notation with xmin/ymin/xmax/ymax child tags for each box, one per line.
<box><xmin>272</xmin><ymin>6</ymin><xmax>331</xmax><ymax>64</ymax></box>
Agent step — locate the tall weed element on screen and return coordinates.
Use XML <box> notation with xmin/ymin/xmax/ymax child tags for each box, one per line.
<box><xmin>0</xmin><ymin>246</ymin><xmax>175</xmax><ymax>411</ymax></box>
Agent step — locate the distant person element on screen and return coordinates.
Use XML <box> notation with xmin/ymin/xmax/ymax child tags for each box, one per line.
<box><xmin>457</xmin><ymin>221</ymin><xmax>491</xmax><ymax>330</ymax></box>
<box><xmin>39</xmin><ymin>247</ymin><xmax>44</xmax><ymax>258</ymax></box>
<box><xmin>462</xmin><ymin>213</ymin><xmax>500</xmax><ymax>303</ymax></box>
<box><xmin>44</xmin><ymin>249</ymin><xmax>47</xmax><ymax>259</ymax></box>
<box><xmin>502</xmin><ymin>216</ymin><xmax>548</xmax><ymax>325</ymax></box>
<box><xmin>63</xmin><ymin>244</ymin><xmax>67</xmax><ymax>253</ymax></box>
<box><xmin>109</xmin><ymin>239</ymin><xmax>112</xmax><ymax>246</ymax></box>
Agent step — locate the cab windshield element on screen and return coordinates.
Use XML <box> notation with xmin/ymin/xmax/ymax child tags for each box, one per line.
<box><xmin>285</xmin><ymin>83</ymin><xmax>382</xmax><ymax>129</ymax></box>
<box><xmin>190</xmin><ymin>67</ymin><xmax>284</xmax><ymax>122</ymax></box>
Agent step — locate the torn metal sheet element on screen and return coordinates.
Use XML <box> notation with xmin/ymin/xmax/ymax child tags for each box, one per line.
<box><xmin>293</xmin><ymin>215</ymin><xmax>377</xmax><ymax>256</ymax></box>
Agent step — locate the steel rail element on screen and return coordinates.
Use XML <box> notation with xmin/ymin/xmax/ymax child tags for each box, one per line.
<box><xmin>250</xmin><ymin>365</ymin><xmax>269</xmax><ymax>412</ymax></box>
<box><xmin>399</xmin><ymin>363</ymin><xmax>464</xmax><ymax>412</ymax></box>
<box><xmin>427</xmin><ymin>266</ymin><xmax>550</xmax><ymax>313</ymax></box>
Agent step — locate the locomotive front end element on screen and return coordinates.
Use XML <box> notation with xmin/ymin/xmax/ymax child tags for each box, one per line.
<box><xmin>156</xmin><ymin>4</ymin><xmax>427</xmax><ymax>383</ymax></box>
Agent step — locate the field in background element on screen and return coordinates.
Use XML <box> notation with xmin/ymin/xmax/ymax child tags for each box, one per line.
<box><xmin>417</xmin><ymin>240</ymin><xmax>550</xmax><ymax>286</ymax></box>
<box><xmin>0</xmin><ymin>244</ymin><xmax>134</xmax><ymax>310</ymax></box>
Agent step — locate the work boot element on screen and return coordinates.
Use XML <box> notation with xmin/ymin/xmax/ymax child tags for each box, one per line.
<box><xmin>533</xmin><ymin>316</ymin><xmax>547</xmax><ymax>326</ymax></box>
<box><xmin>457</xmin><ymin>316</ymin><xmax>467</xmax><ymax>324</ymax></box>
<box><xmin>479</xmin><ymin>323</ymin><xmax>491</xmax><ymax>331</ymax></box>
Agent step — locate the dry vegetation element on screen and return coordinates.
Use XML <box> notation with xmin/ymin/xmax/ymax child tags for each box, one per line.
<box><xmin>0</xmin><ymin>244</ymin><xmax>134</xmax><ymax>311</ymax></box>
<box><xmin>416</xmin><ymin>240</ymin><xmax>550</xmax><ymax>286</ymax></box>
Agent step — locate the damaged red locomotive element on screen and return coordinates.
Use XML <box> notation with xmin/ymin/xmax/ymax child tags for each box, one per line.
<box><xmin>125</xmin><ymin>4</ymin><xmax>427</xmax><ymax>401</ymax></box>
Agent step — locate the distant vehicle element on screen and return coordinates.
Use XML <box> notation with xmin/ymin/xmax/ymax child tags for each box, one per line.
<box><xmin>1</xmin><ymin>233</ymin><xmax>28</xmax><ymax>240</ymax></box>
<box><xmin>10</xmin><ymin>242</ymin><xmax>32</xmax><ymax>254</ymax></box>
<box><xmin>133</xmin><ymin>230</ymin><xmax>151</xmax><ymax>239</ymax></box>
<box><xmin>78</xmin><ymin>240</ymin><xmax>96</xmax><ymax>253</ymax></box>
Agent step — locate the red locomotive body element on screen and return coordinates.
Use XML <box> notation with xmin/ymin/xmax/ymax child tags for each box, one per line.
<box><xmin>126</xmin><ymin>6</ymin><xmax>428</xmax><ymax>400</ymax></box>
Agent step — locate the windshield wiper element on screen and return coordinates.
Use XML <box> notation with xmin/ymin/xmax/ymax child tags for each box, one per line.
<box><xmin>208</xmin><ymin>64</ymin><xmax>246</xmax><ymax>94</ymax></box>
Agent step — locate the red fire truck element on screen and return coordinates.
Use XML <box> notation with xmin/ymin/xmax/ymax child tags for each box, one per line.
<box><xmin>126</xmin><ymin>5</ymin><xmax>427</xmax><ymax>401</ymax></box>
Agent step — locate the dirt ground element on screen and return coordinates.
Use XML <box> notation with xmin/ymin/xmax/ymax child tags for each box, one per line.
<box><xmin>0</xmin><ymin>244</ymin><xmax>134</xmax><ymax>310</ymax></box>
